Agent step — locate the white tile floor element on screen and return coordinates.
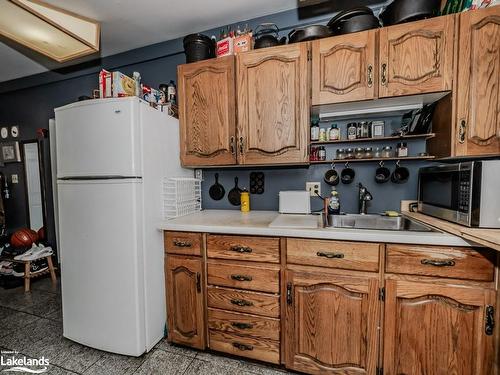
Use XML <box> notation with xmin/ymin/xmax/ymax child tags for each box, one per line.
<box><xmin>0</xmin><ymin>277</ymin><xmax>295</xmax><ymax>374</ymax></box>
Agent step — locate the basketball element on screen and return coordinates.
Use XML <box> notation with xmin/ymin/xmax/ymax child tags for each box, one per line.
<box><xmin>10</xmin><ymin>228</ymin><xmax>39</xmax><ymax>248</ymax></box>
<box><xmin>37</xmin><ymin>227</ymin><xmax>45</xmax><ymax>241</ymax></box>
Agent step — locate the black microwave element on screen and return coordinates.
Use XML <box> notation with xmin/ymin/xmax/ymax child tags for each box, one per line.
<box><xmin>418</xmin><ymin>161</ymin><xmax>500</xmax><ymax>228</ymax></box>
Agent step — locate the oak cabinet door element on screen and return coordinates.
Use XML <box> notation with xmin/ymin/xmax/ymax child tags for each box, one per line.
<box><xmin>166</xmin><ymin>255</ymin><xmax>205</xmax><ymax>349</ymax></box>
<box><xmin>284</xmin><ymin>270</ymin><xmax>380</xmax><ymax>374</ymax></box>
<box><xmin>237</xmin><ymin>44</ymin><xmax>309</xmax><ymax>165</ymax></box>
<box><xmin>383</xmin><ymin>280</ymin><xmax>495</xmax><ymax>375</ymax></box>
<box><xmin>178</xmin><ymin>56</ymin><xmax>237</xmax><ymax>166</ymax></box>
<box><xmin>379</xmin><ymin>16</ymin><xmax>454</xmax><ymax>97</ymax></box>
<box><xmin>455</xmin><ymin>6</ymin><xmax>500</xmax><ymax>157</ymax></box>
<box><xmin>312</xmin><ymin>30</ymin><xmax>377</xmax><ymax>105</ymax></box>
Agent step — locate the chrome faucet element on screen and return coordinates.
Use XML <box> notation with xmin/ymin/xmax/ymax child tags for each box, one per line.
<box><xmin>358</xmin><ymin>183</ymin><xmax>372</xmax><ymax>215</ymax></box>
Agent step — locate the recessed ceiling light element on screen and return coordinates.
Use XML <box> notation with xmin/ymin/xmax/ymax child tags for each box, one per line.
<box><xmin>0</xmin><ymin>0</ymin><xmax>100</xmax><ymax>62</ymax></box>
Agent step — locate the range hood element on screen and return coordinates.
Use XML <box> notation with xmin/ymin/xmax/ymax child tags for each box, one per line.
<box><xmin>313</xmin><ymin>92</ymin><xmax>449</xmax><ymax>121</ymax></box>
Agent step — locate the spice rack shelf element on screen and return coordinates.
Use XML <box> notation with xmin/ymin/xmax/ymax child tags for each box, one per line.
<box><xmin>310</xmin><ymin>133</ymin><xmax>435</xmax><ymax>145</ymax></box>
<box><xmin>310</xmin><ymin>156</ymin><xmax>436</xmax><ymax>164</ymax></box>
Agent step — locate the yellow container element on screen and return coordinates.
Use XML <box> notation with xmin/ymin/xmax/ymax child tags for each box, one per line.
<box><xmin>240</xmin><ymin>190</ymin><xmax>250</xmax><ymax>212</ymax></box>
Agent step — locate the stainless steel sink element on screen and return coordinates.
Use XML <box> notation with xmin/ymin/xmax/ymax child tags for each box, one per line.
<box><xmin>325</xmin><ymin>214</ymin><xmax>436</xmax><ymax>232</ymax></box>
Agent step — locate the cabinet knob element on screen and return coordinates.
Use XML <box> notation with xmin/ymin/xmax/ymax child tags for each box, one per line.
<box><xmin>173</xmin><ymin>240</ymin><xmax>192</xmax><ymax>248</ymax></box>
<box><xmin>229</xmin><ymin>136</ymin><xmax>235</xmax><ymax>155</ymax></box>
<box><xmin>458</xmin><ymin>120</ymin><xmax>467</xmax><ymax>144</ymax></box>
<box><xmin>230</xmin><ymin>298</ymin><xmax>253</xmax><ymax>307</ymax></box>
<box><xmin>231</xmin><ymin>274</ymin><xmax>253</xmax><ymax>282</ymax></box>
<box><xmin>239</xmin><ymin>137</ymin><xmax>244</xmax><ymax>154</ymax></box>
<box><xmin>231</xmin><ymin>322</ymin><xmax>253</xmax><ymax>329</ymax></box>
<box><xmin>230</xmin><ymin>245</ymin><xmax>252</xmax><ymax>254</ymax></box>
<box><xmin>367</xmin><ymin>65</ymin><xmax>373</xmax><ymax>88</ymax></box>
<box><xmin>381</xmin><ymin>63</ymin><xmax>387</xmax><ymax>86</ymax></box>
<box><xmin>232</xmin><ymin>342</ymin><xmax>253</xmax><ymax>351</ymax></box>
<box><xmin>317</xmin><ymin>251</ymin><xmax>344</xmax><ymax>259</ymax></box>
<box><xmin>421</xmin><ymin>259</ymin><xmax>455</xmax><ymax>267</ymax></box>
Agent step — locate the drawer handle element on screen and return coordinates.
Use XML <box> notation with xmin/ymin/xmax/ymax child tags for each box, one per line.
<box><xmin>173</xmin><ymin>240</ymin><xmax>192</xmax><ymax>248</ymax></box>
<box><xmin>232</xmin><ymin>342</ymin><xmax>253</xmax><ymax>351</ymax></box>
<box><xmin>230</xmin><ymin>299</ymin><xmax>253</xmax><ymax>307</ymax></box>
<box><xmin>230</xmin><ymin>245</ymin><xmax>253</xmax><ymax>254</ymax></box>
<box><xmin>231</xmin><ymin>274</ymin><xmax>253</xmax><ymax>282</ymax></box>
<box><xmin>367</xmin><ymin>64</ymin><xmax>373</xmax><ymax>87</ymax></box>
<box><xmin>317</xmin><ymin>251</ymin><xmax>344</xmax><ymax>259</ymax></box>
<box><xmin>231</xmin><ymin>322</ymin><xmax>253</xmax><ymax>330</ymax></box>
<box><xmin>421</xmin><ymin>259</ymin><xmax>456</xmax><ymax>267</ymax></box>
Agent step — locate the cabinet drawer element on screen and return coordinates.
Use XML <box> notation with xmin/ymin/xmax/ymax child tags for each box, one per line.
<box><xmin>164</xmin><ymin>232</ymin><xmax>202</xmax><ymax>256</ymax></box>
<box><xmin>208</xmin><ymin>308</ymin><xmax>280</xmax><ymax>341</ymax></box>
<box><xmin>209</xmin><ymin>330</ymin><xmax>280</xmax><ymax>364</ymax></box>
<box><xmin>207</xmin><ymin>261</ymin><xmax>280</xmax><ymax>293</ymax></box>
<box><xmin>287</xmin><ymin>238</ymin><xmax>380</xmax><ymax>272</ymax></box>
<box><xmin>207</xmin><ymin>235</ymin><xmax>280</xmax><ymax>263</ymax></box>
<box><xmin>207</xmin><ymin>286</ymin><xmax>280</xmax><ymax>318</ymax></box>
<box><xmin>386</xmin><ymin>244</ymin><xmax>496</xmax><ymax>281</ymax></box>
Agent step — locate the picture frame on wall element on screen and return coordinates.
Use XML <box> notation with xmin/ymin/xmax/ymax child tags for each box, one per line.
<box><xmin>0</xmin><ymin>141</ymin><xmax>21</xmax><ymax>163</ymax></box>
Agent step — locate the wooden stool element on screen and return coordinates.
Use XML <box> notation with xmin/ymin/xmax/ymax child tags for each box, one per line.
<box><xmin>1</xmin><ymin>255</ymin><xmax>57</xmax><ymax>292</ymax></box>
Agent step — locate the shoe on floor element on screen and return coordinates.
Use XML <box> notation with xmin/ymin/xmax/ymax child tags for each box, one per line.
<box><xmin>12</xmin><ymin>259</ymin><xmax>48</xmax><ymax>277</ymax></box>
<box><xmin>15</xmin><ymin>244</ymin><xmax>53</xmax><ymax>261</ymax></box>
<box><xmin>0</xmin><ymin>261</ymin><xmax>13</xmax><ymax>275</ymax></box>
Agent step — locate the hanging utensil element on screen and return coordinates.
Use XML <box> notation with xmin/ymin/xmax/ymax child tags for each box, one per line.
<box><xmin>228</xmin><ymin>177</ymin><xmax>242</xmax><ymax>206</ymax></box>
<box><xmin>209</xmin><ymin>173</ymin><xmax>225</xmax><ymax>201</ymax></box>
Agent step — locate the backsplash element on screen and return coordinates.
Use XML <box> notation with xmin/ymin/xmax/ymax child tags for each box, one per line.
<box><xmin>201</xmin><ymin>115</ymin><xmax>432</xmax><ymax>213</ymax></box>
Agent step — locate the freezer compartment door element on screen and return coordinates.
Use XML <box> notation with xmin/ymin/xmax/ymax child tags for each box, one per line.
<box><xmin>58</xmin><ymin>179</ymin><xmax>146</xmax><ymax>356</ymax></box>
<box><xmin>55</xmin><ymin>99</ymin><xmax>141</xmax><ymax>178</ymax></box>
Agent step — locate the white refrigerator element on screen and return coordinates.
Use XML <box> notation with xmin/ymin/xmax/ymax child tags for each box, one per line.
<box><xmin>54</xmin><ymin>97</ymin><xmax>190</xmax><ymax>356</ymax></box>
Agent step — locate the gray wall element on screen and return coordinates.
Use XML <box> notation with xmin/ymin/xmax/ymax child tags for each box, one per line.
<box><xmin>0</xmin><ymin>0</ymin><xmax>394</xmax><ymax>244</ymax></box>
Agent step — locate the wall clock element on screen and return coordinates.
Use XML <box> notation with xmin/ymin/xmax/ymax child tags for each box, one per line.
<box><xmin>10</xmin><ymin>126</ymin><xmax>19</xmax><ymax>138</ymax></box>
<box><xmin>0</xmin><ymin>127</ymin><xmax>7</xmax><ymax>139</ymax></box>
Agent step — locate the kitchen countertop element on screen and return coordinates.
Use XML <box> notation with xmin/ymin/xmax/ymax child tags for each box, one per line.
<box><xmin>159</xmin><ymin>210</ymin><xmax>474</xmax><ymax>247</ymax></box>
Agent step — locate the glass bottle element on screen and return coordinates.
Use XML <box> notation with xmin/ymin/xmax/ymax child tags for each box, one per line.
<box><xmin>310</xmin><ymin>120</ymin><xmax>319</xmax><ymax>141</ymax></box>
<box><xmin>329</xmin><ymin>124</ymin><xmax>340</xmax><ymax>140</ymax></box>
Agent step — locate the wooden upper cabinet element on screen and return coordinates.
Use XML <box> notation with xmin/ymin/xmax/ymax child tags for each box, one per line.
<box><xmin>383</xmin><ymin>280</ymin><xmax>495</xmax><ymax>375</ymax></box>
<box><xmin>236</xmin><ymin>44</ymin><xmax>309</xmax><ymax>165</ymax></box>
<box><xmin>455</xmin><ymin>6</ymin><xmax>500</xmax><ymax>157</ymax></box>
<box><xmin>178</xmin><ymin>56</ymin><xmax>236</xmax><ymax>166</ymax></box>
<box><xmin>312</xmin><ymin>30</ymin><xmax>377</xmax><ymax>105</ymax></box>
<box><xmin>285</xmin><ymin>269</ymin><xmax>379</xmax><ymax>374</ymax></box>
<box><xmin>379</xmin><ymin>16</ymin><xmax>454</xmax><ymax>97</ymax></box>
<box><xmin>166</xmin><ymin>255</ymin><xmax>205</xmax><ymax>349</ymax></box>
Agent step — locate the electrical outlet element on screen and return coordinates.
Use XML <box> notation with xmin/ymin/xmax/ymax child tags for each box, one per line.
<box><xmin>306</xmin><ymin>182</ymin><xmax>321</xmax><ymax>197</ymax></box>
<box><xmin>194</xmin><ymin>169</ymin><xmax>203</xmax><ymax>181</ymax></box>
<box><xmin>11</xmin><ymin>174</ymin><xmax>18</xmax><ymax>184</ymax></box>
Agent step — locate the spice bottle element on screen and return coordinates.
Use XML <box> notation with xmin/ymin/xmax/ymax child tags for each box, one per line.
<box><xmin>310</xmin><ymin>120</ymin><xmax>320</xmax><ymax>141</ymax></box>
<box><xmin>240</xmin><ymin>189</ymin><xmax>250</xmax><ymax>212</ymax></box>
<box><xmin>347</xmin><ymin>123</ymin><xmax>357</xmax><ymax>140</ymax></box>
<box><xmin>318</xmin><ymin>146</ymin><xmax>326</xmax><ymax>161</ymax></box>
<box><xmin>397</xmin><ymin>142</ymin><xmax>408</xmax><ymax>157</ymax></box>
<box><xmin>329</xmin><ymin>124</ymin><xmax>340</xmax><ymax>140</ymax></box>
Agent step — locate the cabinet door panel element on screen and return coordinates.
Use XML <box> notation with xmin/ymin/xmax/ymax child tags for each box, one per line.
<box><xmin>383</xmin><ymin>280</ymin><xmax>495</xmax><ymax>375</ymax></box>
<box><xmin>379</xmin><ymin>16</ymin><xmax>454</xmax><ymax>97</ymax></box>
<box><xmin>237</xmin><ymin>44</ymin><xmax>309</xmax><ymax>165</ymax></box>
<box><xmin>312</xmin><ymin>31</ymin><xmax>377</xmax><ymax>105</ymax></box>
<box><xmin>285</xmin><ymin>270</ymin><xmax>379</xmax><ymax>374</ymax></box>
<box><xmin>178</xmin><ymin>56</ymin><xmax>236</xmax><ymax>166</ymax></box>
<box><xmin>166</xmin><ymin>255</ymin><xmax>205</xmax><ymax>349</ymax></box>
<box><xmin>455</xmin><ymin>6</ymin><xmax>500</xmax><ymax>157</ymax></box>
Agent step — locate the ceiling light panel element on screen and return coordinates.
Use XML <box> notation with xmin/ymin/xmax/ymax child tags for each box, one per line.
<box><xmin>0</xmin><ymin>0</ymin><xmax>100</xmax><ymax>62</ymax></box>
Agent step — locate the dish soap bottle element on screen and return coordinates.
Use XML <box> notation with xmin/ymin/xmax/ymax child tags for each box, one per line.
<box><xmin>328</xmin><ymin>188</ymin><xmax>340</xmax><ymax>215</ymax></box>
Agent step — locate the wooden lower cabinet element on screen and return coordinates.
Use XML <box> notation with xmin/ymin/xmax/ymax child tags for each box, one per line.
<box><xmin>165</xmin><ymin>255</ymin><xmax>206</xmax><ymax>349</ymax></box>
<box><xmin>383</xmin><ymin>279</ymin><xmax>496</xmax><ymax>375</ymax></box>
<box><xmin>284</xmin><ymin>269</ymin><xmax>380</xmax><ymax>374</ymax></box>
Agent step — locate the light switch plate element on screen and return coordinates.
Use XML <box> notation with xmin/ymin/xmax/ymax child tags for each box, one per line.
<box><xmin>11</xmin><ymin>174</ymin><xmax>18</xmax><ymax>184</ymax></box>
